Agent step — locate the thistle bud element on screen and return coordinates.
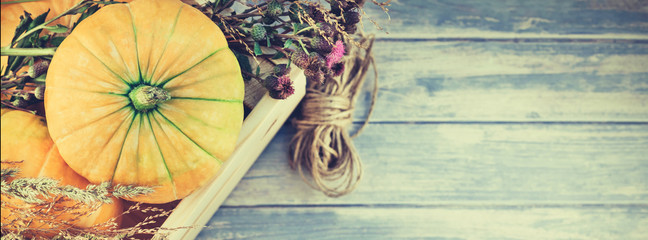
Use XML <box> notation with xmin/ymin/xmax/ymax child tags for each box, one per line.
<box><xmin>251</xmin><ymin>24</ymin><xmax>267</xmax><ymax>41</ymax></box>
<box><xmin>17</xmin><ymin>92</ymin><xmax>31</xmax><ymax>101</ymax></box>
<box><xmin>290</xmin><ymin>50</ymin><xmax>309</xmax><ymax>68</ymax></box>
<box><xmin>263</xmin><ymin>75</ymin><xmax>278</xmax><ymax>89</ymax></box>
<box><xmin>265</xmin><ymin>0</ymin><xmax>283</xmax><ymax>18</ymax></box>
<box><xmin>310</xmin><ymin>36</ymin><xmax>333</xmax><ymax>54</ymax></box>
<box><xmin>308</xmin><ymin>52</ymin><xmax>325</xmax><ymax>69</ymax></box>
<box><xmin>305</xmin><ymin>69</ymin><xmax>325</xmax><ymax>84</ymax></box>
<box><xmin>28</xmin><ymin>59</ymin><xmax>49</xmax><ymax>78</ymax></box>
<box><xmin>12</xmin><ymin>98</ymin><xmax>27</xmax><ymax>108</ymax></box>
<box><xmin>34</xmin><ymin>85</ymin><xmax>45</xmax><ymax>100</ymax></box>
<box><xmin>330</xmin><ymin>0</ymin><xmax>347</xmax><ymax>15</ymax></box>
<box><xmin>266</xmin><ymin>74</ymin><xmax>294</xmax><ymax>99</ymax></box>
<box><xmin>316</xmin><ymin>22</ymin><xmax>335</xmax><ymax>38</ymax></box>
<box><xmin>344</xmin><ymin>24</ymin><xmax>357</xmax><ymax>34</ymax></box>
<box><xmin>273</xmin><ymin>64</ymin><xmax>290</xmax><ymax>76</ymax></box>
<box><xmin>311</xmin><ymin>7</ymin><xmax>326</xmax><ymax>22</ymax></box>
<box><xmin>344</xmin><ymin>11</ymin><xmax>361</xmax><ymax>25</ymax></box>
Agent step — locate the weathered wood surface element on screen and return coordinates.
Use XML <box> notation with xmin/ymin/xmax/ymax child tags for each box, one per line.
<box><xmin>196</xmin><ymin>0</ymin><xmax>648</xmax><ymax>239</ymax></box>
<box><xmin>353</xmin><ymin>41</ymin><xmax>648</xmax><ymax>122</ymax></box>
<box><xmin>221</xmin><ymin>124</ymin><xmax>648</xmax><ymax>205</ymax></box>
<box><xmin>200</xmin><ymin>207</ymin><xmax>648</xmax><ymax>240</ymax></box>
<box><xmin>362</xmin><ymin>0</ymin><xmax>648</xmax><ymax>39</ymax></box>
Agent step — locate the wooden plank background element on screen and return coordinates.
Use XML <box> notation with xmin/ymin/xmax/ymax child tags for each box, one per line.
<box><xmin>197</xmin><ymin>0</ymin><xmax>648</xmax><ymax>239</ymax></box>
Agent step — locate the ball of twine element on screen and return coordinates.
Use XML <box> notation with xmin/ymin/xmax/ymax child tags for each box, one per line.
<box><xmin>289</xmin><ymin>34</ymin><xmax>377</xmax><ymax>197</ymax></box>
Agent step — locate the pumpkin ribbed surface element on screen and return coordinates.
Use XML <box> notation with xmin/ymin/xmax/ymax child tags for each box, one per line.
<box><xmin>1</xmin><ymin>110</ymin><xmax>123</xmax><ymax>237</ymax></box>
<box><xmin>44</xmin><ymin>0</ymin><xmax>244</xmax><ymax>203</ymax></box>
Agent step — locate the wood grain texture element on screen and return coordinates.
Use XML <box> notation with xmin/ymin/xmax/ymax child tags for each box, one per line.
<box><xmin>353</xmin><ymin>41</ymin><xmax>648</xmax><ymax>122</ymax></box>
<box><xmin>221</xmin><ymin>123</ymin><xmax>648</xmax><ymax>206</ymax></box>
<box><xmin>197</xmin><ymin>207</ymin><xmax>648</xmax><ymax>240</ymax></box>
<box><xmin>361</xmin><ymin>0</ymin><xmax>648</xmax><ymax>39</ymax></box>
<box><xmin>194</xmin><ymin>0</ymin><xmax>648</xmax><ymax>239</ymax></box>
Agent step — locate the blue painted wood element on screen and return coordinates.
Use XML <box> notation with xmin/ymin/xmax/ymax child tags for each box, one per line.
<box><xmin>220</xmin><ymin>123</ymin><xmax>648</xmax><ymax>205</ymax></box>
<box><xmin>362</xmin><ymin>0</ymin><xmax>648</xmax><ymax>38</ymax></box>
<box><xmin>352</xmin><ymin>41</ymin><xmax>648</xmax><ymax>122</ymax></box>
<box><xmin>197</xmin><ymin>206</ymin><xmax>648</xmax><ymax>239</ymax></box>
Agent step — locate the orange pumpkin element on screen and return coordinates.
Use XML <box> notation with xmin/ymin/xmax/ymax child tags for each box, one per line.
<box><xmin>44</xmin><ymin>0</ymin><xmax>244</xmax><ymax>203</ymax></box>
<box><xmin>1</xmin><ymin>110</ymin><xmax>123</xmax><ymax>237</ymax></box>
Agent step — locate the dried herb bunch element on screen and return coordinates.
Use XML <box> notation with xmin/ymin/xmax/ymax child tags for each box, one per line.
<box><xmin>1</xmin><ymin>161</ymin><xmax>171</xmax><ymax>239</ymax></box>
<box><xmin>1</xmin><ymin>0</ymin><xmax>390</xmax><ymax>112</ymax></box>
<box><xmin>187</xmin><ymin>0</ymin><xmax>389</xmax><ymax>98</ymax></box>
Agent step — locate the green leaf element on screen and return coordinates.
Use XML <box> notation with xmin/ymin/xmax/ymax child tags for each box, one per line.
<box><xmin>256</xmin><ymin>66</ymin><xmax>261</xmax><ymax>76</ymax></box>
<box><xmin>33</xmin><ymin>74</ymin><xmax>47</xmax><ymax>83</ymax></box>
<box><xmin>11</xmin><ymin>12</ymin><xmax>33</xmax><ymax>44</ymax></box>
<box><xmin>50</xmin><ymin>36</ymin><xmax>66</xmax><ymax>47</ymax></box>
<box><xmin>35</xmin><ymin>35</ymin><xmax>49</xmax><ymax>48</ymax></box>
<box><xmin>266</xmin><ymin>37</ymin><xmax>271</xmax><ymax>48</ymax></box>
<box><xmin>72</xmin><ymin>4</ymin><xmax>100</xmax><ymax>30</ymax></box>
<box><xmin>233</xmin><ymin>51</ymin><xmax>252</xmax><ymax>81</ymax></box>
<box><xmin>253</xmin><ymin>41</ymin><xmax>262</xmax><ymax>56</ymax></box>
<box><xmin>271</xmin><ymin>52</ymin><xmax>285</xmax><ymax>60</ymax></box>
<box><xmin>44</xmin><ymin>24</ymin><xmax>68</xmax><ymax>33</ymax></box>
<box><xmin>283</xmin><ymin>39</ymin><xmax>293</xmax><ymax>49</ymax></box>
<box><xmin>29</xmin><ymin>10</ymin><xmax>50</xmax><ymax>29</ymax></box>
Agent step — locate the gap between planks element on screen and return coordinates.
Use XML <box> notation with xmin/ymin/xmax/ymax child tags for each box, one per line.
<box><xmin>219</xmin><ymin>203</ymin><xmax>648</xmax><ymax>209</ymax></box>
<box><xmin>349</xmin><ymin>121</ymin><xmax>648</xmax><ymax>125</ymax></box>
<box><xmin>374</xmin><ymin>37</ymin><xmax>648</xmax><ymax>44</ymax></box>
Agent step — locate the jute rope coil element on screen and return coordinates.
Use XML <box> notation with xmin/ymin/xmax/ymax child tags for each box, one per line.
<box><xmin>289</xmin><ymin>34</ymin><xmax>377</xmax><ymax>197</ymax></box>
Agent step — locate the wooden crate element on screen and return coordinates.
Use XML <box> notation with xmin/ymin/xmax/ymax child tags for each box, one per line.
<box><xmin>147</xmin><ymin>69</ymin><xmax>306</xmax><ymax>239</ymax></box>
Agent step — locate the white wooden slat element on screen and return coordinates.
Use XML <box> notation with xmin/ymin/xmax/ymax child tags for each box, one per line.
<box><xmin>219</xmin><ymin>123</ymin><xmax>648</xmax><ymax>206</ymax></box>
<box><xmin>352</xmin><ymin>41</ymin><xmax>648</xmax><ymax>122</ymax></box>
<box><xmin>197</xmin><ymin>206</ymin><xmax>648</xmax><ymax>240</ymax></box>
<box><xmin>157</xmin><ymin>70</ymin><xmax>306</xmax><ymax>240</ymax></box>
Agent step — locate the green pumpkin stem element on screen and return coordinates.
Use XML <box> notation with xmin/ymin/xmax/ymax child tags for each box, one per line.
<box><xmin>128</xmin><ymin>85</ymin><xmax>171</xmax><ymax>111</ymax></box>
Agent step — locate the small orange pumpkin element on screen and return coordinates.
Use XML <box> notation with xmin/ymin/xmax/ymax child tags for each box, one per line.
<box><xmin>45</xmin><ymin>0</ymin><xmax>244</xmax><ymax>203</ymax></box>
<box><xmin>1</xmin><ymin>109</ymin><xmax>123</xmax><ymax>237</ymax></box>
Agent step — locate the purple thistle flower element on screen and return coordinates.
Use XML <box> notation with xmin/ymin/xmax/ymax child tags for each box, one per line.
<box><xmin>267</xmin><ymin>74</ymin><xmax>295</xmax><ymax>99</ymax></box>
<box><xmin>326</xmin><ymin>40</ymin><xmax>345</xmax><ymax>69</ymax></box>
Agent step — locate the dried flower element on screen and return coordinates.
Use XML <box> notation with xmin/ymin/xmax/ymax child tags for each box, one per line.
<box><xmin>344</xmin><ymin>11</ymin><xmax>361</xmax><ymax>25</ymax></box>
<box><xmin>274</xmin><ymin>64</ymin><xmax>290</xmax><ymax>76</ymax></box>
<box><xmin>304</xmin><ymin>68</ymin><xmax>324</xmax><ymax>83</ymax></box>
<box><xmin>265</xmin><ymin>0</ymin><xmax>283</xmax><ymax>18</ymax></box>
<box><xmin>34</xmin><ymin>85</ymin><xmax>45</xmax><ymax>100</ymax></box>
<box><xmin>12</xmin><ymin>98</ymin><xmax>28</xmax><ymax>108</ymax></box>
<box><xmin>310</xmin><ymin>36</ymin><xmax>333</xmax><ymax>54</ymax></box>
<box><xmin>251</xmin><ymin>24</ymin><xmax>267</xmax><ymax>41</ymax></box>
<box><xmin>326</xmin><ymin>40</ymin><xmax>345</xmax><ymax>69</ymax></box>
<box><xmin>291</xmin><ymin>49</ymin><xmax>310</xmax><ymax>68</ymax></box>
<box><xmin>266</xmin><ymin>74</ymin><xmax>295</xmax><ymax>99</ymax></box>
<box><xmin>317</xmin><ymin>22</ymin><xmax>335</xmax><ymax>37</ymax></box>
<box><xmin>28</xmin><ymin>59</ymin><xmax>49</xmax><ymax>78</ymax></box>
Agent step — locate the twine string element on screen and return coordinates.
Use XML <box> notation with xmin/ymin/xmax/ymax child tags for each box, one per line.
<box><xmin>289</xmin><ymin>34</ymin><xmax>377</xmax><ymax>197</ymax></box>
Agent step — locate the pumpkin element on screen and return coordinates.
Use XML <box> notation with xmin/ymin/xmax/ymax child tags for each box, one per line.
<box><xmin>44</xmin><ymin>0</ymin><xmax>244</xmax><ymax>203</ymax></box>
<box><xmin>1</xmin><ymin>110</ymin><xmax>123</xmax><ymax>237</ymax></box>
